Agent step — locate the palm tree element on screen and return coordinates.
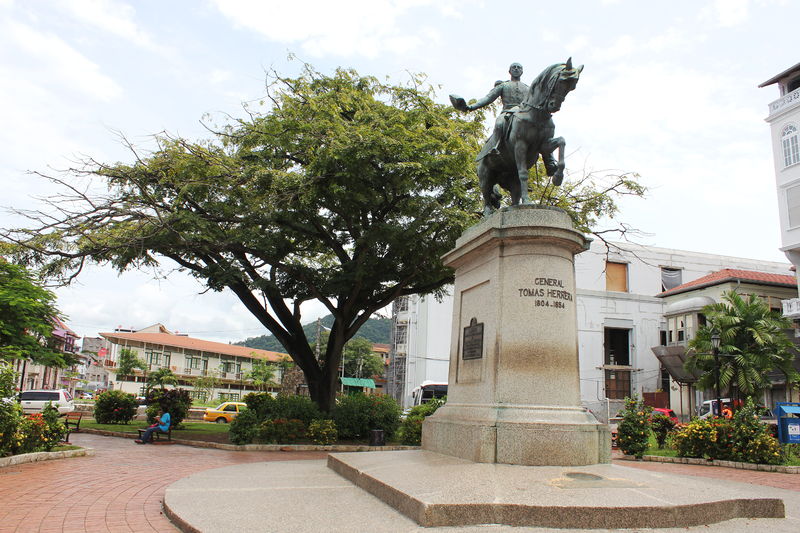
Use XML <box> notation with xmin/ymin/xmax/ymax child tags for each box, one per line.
<box><xmin>686</xmin><ymin>290</ymin><xmax>798</xmax><ymax>401</ymax></box>
<box><xmin>147</xmin><ymin>367</ymin><xmax>178</xmax><ymax>391</ymax></box>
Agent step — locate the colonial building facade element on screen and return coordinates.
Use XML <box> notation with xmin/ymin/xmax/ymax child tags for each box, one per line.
<box><xmin>101</xmin><ymin>324</ymin><xmax>287</xmax><ymax>401</ymax></box>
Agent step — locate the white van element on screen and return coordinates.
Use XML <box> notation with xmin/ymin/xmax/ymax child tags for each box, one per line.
<box><xmin>19</xmin><ymin>389</ymin><xmax>75</xmax><ymax>415</ymax></box>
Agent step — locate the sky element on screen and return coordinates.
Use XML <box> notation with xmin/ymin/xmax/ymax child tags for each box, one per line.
<box><xmin>0</xmin><ymin>0</ymin><xmax>797</xmax><ymax>345</ymax></box>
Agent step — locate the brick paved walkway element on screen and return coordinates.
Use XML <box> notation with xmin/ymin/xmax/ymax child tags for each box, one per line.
<box><xmin>1</xmin><ymin>435</ymin><xmax>798</xmax><ymax>533</ymax></box>
<box><xmin>0</xmin><ymin>434</ymin><xmax>327</xmax><ymax>533</ymax></box>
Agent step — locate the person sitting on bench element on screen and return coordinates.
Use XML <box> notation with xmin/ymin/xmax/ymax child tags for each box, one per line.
<box><xmin>135</xmin><ymin>407</ymin><xmax>170</xmax><ymax>444</ymax></box>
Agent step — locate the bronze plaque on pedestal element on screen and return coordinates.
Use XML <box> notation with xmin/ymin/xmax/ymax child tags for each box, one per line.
<box><xmin>462</xmin><ymin>317</ymin><xmax>484</xmax><ymax>360</ymax></box>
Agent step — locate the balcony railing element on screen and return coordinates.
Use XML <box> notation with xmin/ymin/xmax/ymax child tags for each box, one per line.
<box><xmin>782</xmin><ymin>298</ymin><xmax>800</xmax><ymax>318</ymax></box>
<box><xmin>768</xmin><ymin>87</ymin><xmax>800</xmax><ymax>119</ymax></box>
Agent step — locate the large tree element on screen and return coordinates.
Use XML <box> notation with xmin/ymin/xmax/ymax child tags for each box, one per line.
<box><xmin>0</xmin><ymin>260</ymin><xmax>68</xmax><ymax>366</ymax></box>
<box><xmin>686</xmin><ymin>290</ymin><xmax>799</xmax><ymax>400</ymax></box>
<box><xmin>3</xmin><ymin>65</ymin><xmax>644</xmax><ymax>412</ymax></box>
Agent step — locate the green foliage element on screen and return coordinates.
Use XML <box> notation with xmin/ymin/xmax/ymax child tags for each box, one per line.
<box><xmin>258</xmin><ymin>418</ymin><xmax>306</xmax><ymax>444</ymax></box>
<box><xmin>332</xmin><ymin>393</ymin><xmax>401</xmax><ymax>440</ymax></box>
<box><xmin>671</xmin><ymin>399</ymin><xmax>783</xmax><ymax>464</ymax></box>
<box><xmin>145</xmin><ymin>388</ymin><xmax>191</xmax><ymax>427</ymax></box>
<box><xmin>116</xmin><ymin>348</ymin><xmax>145</xmax><ymax>378</ymax></box>
<box><xmin>0</xmin><ymin>262</ymin><xmax>65</xmax><ymax>365</ymax></box>
<box><xmin>192</xmin><ymin>370</ymin><xmax>220</xmax><ymax>402</ymax></box>
<box><xmin>246</xmin><ymin>360</ymin><xmax>278</xmax><ymax>391</ymax></box>
<box><xmin>94</xmin><ymin>390</ymin><xmax>137</xmax><ymax>424</ymax></box>
<box><xmin>229</xmin><ymin>408</ymin><xmax>261</xmax><ymax>445</ymax></box>
<box><xmin>686</xmin><ymin>290</ymin><xmax>797</xmax><ymax>399</ymax></box>
<box><xmin>269</xmin><ymin>394</ymin><xmax>321</xmax><ymax>425</ymax></box>
<box><xmin>147</xmin><ymin>367</ymin><xmax>177</xmax><ymax>390</ymax></box>
<box><xmin>243</xmin><ymin>392</ymin><xmax>275</xmax><ymax>419</ymax></box>
<box><xmin>650</xmin><ymin>414</ymin><xmax>676</xmax><ymax>449</ymax></box>
<box><xmin>616</xmin><ymin>397</ymin><xmax>652</xmax><ymax>459</ymax></box>
<box><xmin>342</xmin><ymin>337</ymin><xmax>384</xmax><ymax>379</ymax></box>
<box><xmin>0</xmin><ymin>365</ymin><xmax>22</xmax><ymax>456</ymax></box>
<box><xmin>40</xmin><ymin>404</ymin><xmax>66</xmax><ymax>451</ymax></box>
<box><xmin>307</xmin><ymin>419</ymin><xmax>338</xmax><ymax>445</ymax></box>
<box><xmin>397</xmin><ymin>397</ymin><xmax>445</xmax><ymax>445</ymax></box>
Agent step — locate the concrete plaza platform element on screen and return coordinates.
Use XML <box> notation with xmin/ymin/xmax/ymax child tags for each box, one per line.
<box><xmin>163</xmin><ymin>451</ymin><xmax>800</xmax><ymax>533</ymax></box>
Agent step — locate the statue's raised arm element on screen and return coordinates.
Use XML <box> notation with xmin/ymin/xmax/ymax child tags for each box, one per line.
<box><xmin>450</xmin><ymin>59</ymin><xmax>583</xmax><ymax>216</ymax></box>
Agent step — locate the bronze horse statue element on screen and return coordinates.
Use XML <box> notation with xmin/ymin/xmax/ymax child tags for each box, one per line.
<box><xmin>471</xmin><ymin>59</ymin><xmax>583</xmax><ymax>216</ymax></box>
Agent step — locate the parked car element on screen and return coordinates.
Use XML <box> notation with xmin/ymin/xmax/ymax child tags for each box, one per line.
<box><xmin>203</xmin><ymin>402</ymin><xmax>247</xmax><ymax>423</ymax></box>
<box><xmin>651</xmin><ymin>407</ymin><xmax>679</xmax><ymax>425</ymax></box>
<box><xmin>18</xmin><ymin>389</ymin><xmax>75</xmax><ymax>415</ymax></box>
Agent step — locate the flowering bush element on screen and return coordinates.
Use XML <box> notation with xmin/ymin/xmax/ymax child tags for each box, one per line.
<box><xmin>332</xmin><ymin>393</ymin><xmax>401</xmax><ymax>440</ymax></box>
<box><xmin>307</xmin><ymin>419</ymin><xmax>338</xmax><ymax>445</ymax></box>
<box><xmin>397</xmin><ymin>398</ymin><xmax>445</xmax><ymax>445</ymax></box>
<box><xmin>0</xmin><ymin>364</ymin><xmax>22</xmax><ymax>457</ymax></box>
<box><xmin>259</xmin><ymin>418</ymin><xmax>306</xmax><ymax>444</ymax></box>
<box><xmin>94</xmin><ymin>390</ymin><xmax>137</xmax><ymax>424</ymax></box>
<box><xmin>671</xmin><ymin>399</ymin><xmax>783</xmax><ymax>465</ymax></box>
<box><xmin>40</xmin><ymin>403</ymin><xmax>66</xmax><ymax>451</ymax></box>
<box><xmin>616</xmin><ymin>397</ymin><xmax>652</xmax><ymax>459</ymax></box>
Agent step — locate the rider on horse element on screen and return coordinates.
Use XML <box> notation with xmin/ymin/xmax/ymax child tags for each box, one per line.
<box><xmin>450</xmin><ymin>63</ymin><xmax>529</xmax><ymax>160</ymax></box>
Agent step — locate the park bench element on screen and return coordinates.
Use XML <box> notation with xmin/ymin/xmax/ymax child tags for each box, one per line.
<box><xmin>137</xmin><ymin>427</ymin><xmax>173</xmax><ymax>444</ymax></box>
<box><xmin>63</xmin><ymin>412</ymin><xmax>82</xmax><ymax>443</ymax></box>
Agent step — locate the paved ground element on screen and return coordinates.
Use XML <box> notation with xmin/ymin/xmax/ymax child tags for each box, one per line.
<box><xmin>0</xmin><ymin>434</ymin><xmax>327</xmax><ymax>533</ymax></box>
<box><xmin>0</xmin><ymin>434</ymin><xmax>798</xmax><ymax>533</ymax></box>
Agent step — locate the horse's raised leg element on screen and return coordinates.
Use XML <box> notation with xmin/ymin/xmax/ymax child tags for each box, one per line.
<box><xmin>514</xmin><ymin>141</ymin><xmax>531</xmax><ymax>205</ymax></box>
<box><xmin>541</xmin><ymin>136</ymin><xmax>566</xmax><ymax>186</ymax></box>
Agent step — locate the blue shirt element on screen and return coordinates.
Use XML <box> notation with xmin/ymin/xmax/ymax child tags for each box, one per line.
<box><xmin>158</xmin><ymin>412</ymin><xmax>171</xmax><ymax>432</ymax></box>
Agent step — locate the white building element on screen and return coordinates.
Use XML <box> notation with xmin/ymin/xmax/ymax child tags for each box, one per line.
<box><xmin>390</xmin><ymin>240</ymin><xmax>792</xmax><ymax>418</ymax></box>
<box><xmin>761</xmin><ymin>63</ymin><xmax>800</xmax><ymax>318</ymax></box>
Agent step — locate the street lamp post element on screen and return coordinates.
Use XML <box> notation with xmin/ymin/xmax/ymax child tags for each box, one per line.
<box><xmin>710</xmin><ymin>331</ymin><xmax>722</xmax><ymax>417</ymax></box>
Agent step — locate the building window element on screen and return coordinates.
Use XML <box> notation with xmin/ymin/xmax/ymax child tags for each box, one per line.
<box><xmin>783</xmin><ymin>124</ymin><xmax>800</xmax><ymax>168</ymax></box>
<box><xmin>660</xmin><ymin>267</ymin><xmax>682</xmax><ymax>292</ymax></box>
<box><xmin>606</xmin><ymin>262</ymin><xmax>628</xmax><ymax>292</ymax></box>
<box><xmin>394</xmin><ymin>324</ymin><xmax>408</xmax><ymax>346</ymax></box>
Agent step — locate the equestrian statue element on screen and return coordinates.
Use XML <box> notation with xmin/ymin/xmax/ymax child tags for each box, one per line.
<box><xmin>450</xmin><ymin>59</ymin><xmax>583</xmax><ymax>216</ymax></box>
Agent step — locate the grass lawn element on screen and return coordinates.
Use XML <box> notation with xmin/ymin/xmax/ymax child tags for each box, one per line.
<box><xmin>81</xmin><ymin>419</ymin><xmax>233</xmax><ymax>443</ymax></box>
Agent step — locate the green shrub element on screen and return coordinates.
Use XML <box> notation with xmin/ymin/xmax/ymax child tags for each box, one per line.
<box><xmin>650</xmin><ymin>414</ymin><xmax>676</xmax><ymax>449</ymax></box>
<box><xmin>229</xmin><ymin>408</ymin><xmax>260</xmax><ymax>445</ymax></box>
<box><xmin>243</xmin><ymin>392</ymin><xmax>275</xmax><ymax>419</ymax></box>
<box><xmin>616</xmin><ymin>397</ymin><xmax>652</xmax><ymax>459</ymax></box>
<box><xmin>307</xmin><ymin>419</ymin><xmax>337</xmax><ymax>445</ymax></box>
<box><xmin>40</xmin><ymin>404</ymin><xmax>66</xmax><ymax>451</ymax></box>
<box><xmin>332</xmin><ymin>393</ymin><xmax>401</xmax><ymax>440</ymax></box>
<box><xmin>146</xmin><ymin>388</ymin><xmax>191</xmax><ymax>427</ymax></box>
<box><xmin>259</xmin><ymin>418</ymin><xmax>306</xmax><ymax>444</ymax></box>
<box><xmin>671</xmin><ymin>398</ymin><xmax>783</xmax><ymax>465</ymax></box>
<box><xmin>94</xmin><ymin>390</ymin><xmax>137</xmax><ymax>424</ymax></box>
<box><xmin>0</xmin><ymin>364</ymin><xmax>22</xmax><ymax>457</ymax></box>
<box><xmin>271</xmin><ymin>395</ymin><xmax>321</xmax><ymax>425</ymax></box>
<box><xmin>397</xmin><ymin>398</ymin><xmax>445</xmax><ymax>445</ymax></box>
<box><xmin>16</xmin><ymin>414</ymin><xmax>47</xmax><ymax>454</ymax></box>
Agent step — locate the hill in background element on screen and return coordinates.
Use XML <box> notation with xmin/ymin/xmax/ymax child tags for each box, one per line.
<box><xmin>235</xmin><ymin>314</ymin><xmax>391</xmax><ymax>352</ymax></box>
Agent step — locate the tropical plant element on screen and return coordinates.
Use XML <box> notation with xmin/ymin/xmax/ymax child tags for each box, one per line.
<box><xmin>0</xmin><ymin>262</ymin><xmax>67</xmax><ymax>366</ymax></box>
<box><xmin>147</xmin><ymin>367</ymin><xmax>178</xmax><ymax>391</ymax></box>
<box><xmin>192</xmin><ymin>370</ymin><xmax>220</xmax><ymax>402</ymax></box>
<box><xmin>229</xmin><ymin>408</ymin><xmax>260</xmax><ymax>445</ymax></box>
<box><xmin>246</xmin><ymin>360</ymin><xmax>278</xmax><ymax>391</ymax></box>
<box><xmin>650</xmin><ymin>413</ymin><xmax>676</xmax><ymax>449</ymax></box>
<box><xmin>259</xmin><ymin>418</ymin><xmax>306</xmax><ymax>444</ymax></box>
<box><xmin>616</xmin><ymin>397</ymin><xmax>652</xmax><ymax>459</ymax></box>
<box><xmin>332</xmin><ymin>393</ymin><xmax>401</xmax><ymax>440</ymax></box>
<box><xmin>686</xmin><ymin>290</ymin><xmax>798</xmax><ymax>400</ymax></box>
<box><xmin>116</xmin><ymin>348</ymin><xmax>145</xmax><ymax>379</ymax></box>
<box><xmin>0</xmin><ymin>364</ymin><xmax>22</xmax><ymax>456</ymax></box>
<box><xmin>307</xmin><ymin>419</ymin><xmax>338</xmax><ymax>445</ymax></box>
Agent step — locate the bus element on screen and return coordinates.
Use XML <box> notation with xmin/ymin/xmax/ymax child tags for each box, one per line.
<box><xmin>410</xmin><ymin>381</ymin><xmax>448</xmax><ymax>406</ymax></box>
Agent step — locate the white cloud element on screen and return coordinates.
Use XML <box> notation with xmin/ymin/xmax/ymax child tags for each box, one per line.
<box><xmin>711</xmin><ymin>0</ymin><xmax>750</xmax><ymax>27</ymax></box>
<box><xmin>590</xmin><ymin>35</ymin><xmax>636</xmax><ymax>62</ymax></box>
<box><xmin>210</xmin><ymin>0</ymin><xmax>443</xmax><ymax>57</ymax></box>
<box><xmin>57</xmin><ymin>0</ymin><xmax>158</xmax><ymax>49</ymax></box>
<box><xmin>1</xmin><ymin>19</ymin><xmax>122</xmax><ymax>101</ymax></box>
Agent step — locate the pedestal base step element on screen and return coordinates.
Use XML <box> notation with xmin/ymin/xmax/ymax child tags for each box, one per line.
<box><xmin>327</xmin><ymin>450</ymin><xmax>784</xmax><ymax>529</ymax></box>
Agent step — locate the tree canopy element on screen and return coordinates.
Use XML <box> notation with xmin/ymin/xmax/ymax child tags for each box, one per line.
<box><xmin>3</xmin><ymin>64</ymin><xmax>645</xmax><ymax>412</ymax></box>
<box><xmin>0</xmin><ymin>261</ymin><xmax>67</xmax><ymax>366</ymax></box>
<box><xmin>686</xmin><ymin>290</ymin><xmax>798</xmax><ymax>400</ymax></box>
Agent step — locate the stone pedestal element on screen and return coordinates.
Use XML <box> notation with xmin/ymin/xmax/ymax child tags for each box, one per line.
<box><xmin>422</xmin><ymin>206</ymin><xmax>609</xmax><ymax>466</ymax></box>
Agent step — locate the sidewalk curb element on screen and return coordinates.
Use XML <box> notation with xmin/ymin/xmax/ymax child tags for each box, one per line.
<box><xmin>79</xmin><ymin>428</ymin><xmax>420</xmax><ymax>452</ymax></box>
<box><xmin>0</xmin><ymin>447</ymin><xmax>95</xmax><ymax>468</ymax></box>
<box><xmin>619</xmin><ymin>453</ymin><xmax>800</xmax><ymax>474</ymax></box>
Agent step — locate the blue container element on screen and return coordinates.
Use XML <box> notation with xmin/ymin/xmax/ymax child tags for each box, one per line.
<box><xmin>775</xmin><ymin>402</ymin><xmax>800</xmax><ymax>444</ymax></box>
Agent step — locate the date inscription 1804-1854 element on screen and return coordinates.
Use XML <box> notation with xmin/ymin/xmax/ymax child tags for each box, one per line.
<box><xmin>462</xmin><ymin>317</ymin><xmax>484</xmax><ymax>360</ymax></box>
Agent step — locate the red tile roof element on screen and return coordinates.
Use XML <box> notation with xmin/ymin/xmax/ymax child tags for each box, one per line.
<box><xmin>658</xmin><ymin>269</ymin><xmax>797</xmax><ymax>297</ymax></box>
<box><xmin>100</xmin><ymin>331</ymin><xmax>287</xmax><ymax>362</ymax></box>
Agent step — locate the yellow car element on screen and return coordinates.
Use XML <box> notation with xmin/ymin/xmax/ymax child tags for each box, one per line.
<box><xmin>203</xmin><ymin>402</ymin><xmax>247</xmax><ymax>423</ymax></box>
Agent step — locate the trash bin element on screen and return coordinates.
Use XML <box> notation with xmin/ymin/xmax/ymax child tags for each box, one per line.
<box><xmin>775</xmin><ymin>402</ymin><xmax>800</xmax><ymax>444</ymax></box>
<box><xmin>369</xmin><ymin>429</ymin><xmax>385</xmax><ymax>446</ymax></box>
